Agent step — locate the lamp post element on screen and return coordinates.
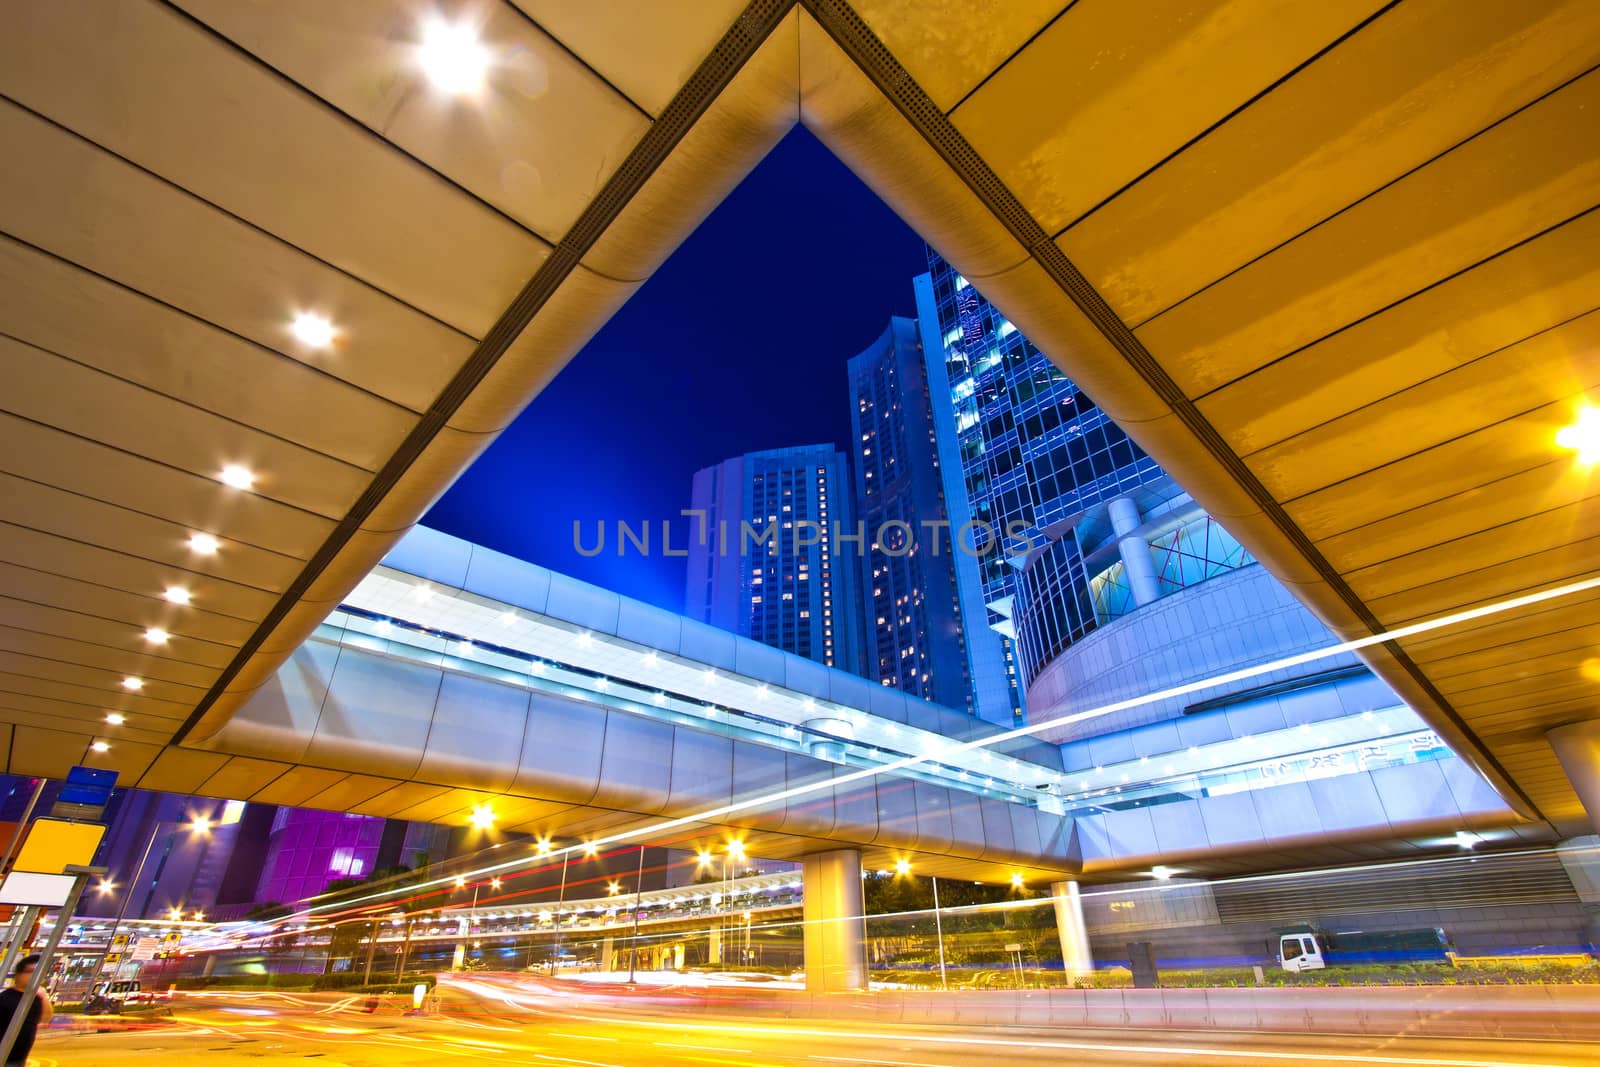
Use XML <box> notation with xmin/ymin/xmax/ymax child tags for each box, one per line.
<box><xmin>626</xmin><ymin>846</ymin><xmax>646</xmax><ymax>985</ymax></box>
<box><xmin>549</xmin><ymin>848</ymin><xmax>572</xmax><ymax>975</ymax></box>
<box><xmin>85</xmin><ymin>814</ymin><xmax>211</xmax><ymax>981</ymax></box>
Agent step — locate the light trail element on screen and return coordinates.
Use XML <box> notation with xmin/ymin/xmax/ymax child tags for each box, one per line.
<box><xmin>250</xmin><ymin>572</ymin><xmax>1600</xmax><ymax>926</ymax></box>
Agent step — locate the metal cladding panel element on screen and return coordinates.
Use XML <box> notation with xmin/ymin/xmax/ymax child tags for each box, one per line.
<box><xmin>1150</xmin><ymin>798</ymin><xmax>1208</xmax><ymax>855</ymax></box>
<box><xmin>976</xmin><ymin>796</ymin><xmax>1017</xmax><ymax>862</ymax></box>
<box><xmin>616</xmin><ymin>599</ymin><xmax>684</xmax><ymax>658</ymax></box>
<box><xmin>832</xmin><ymin>773</ymin><xmax>881</xmax><ymax>844</ymax></box>
<box><xmin>514</xmin><ymin>691</ymin><xmax>607</xmax><ymax>805</ymax></box>
<box><xmin>461</xmin><ymin>547</ymin><xmax>551</xmax><ymax>616</ymax></box>
<box><xmin>1036</xmin><ymin>809</ymin><xmax>1078</xmax><ymax>865</ymax></box>
<box><xmin>1249</xmin><ymin>780</ymin><xmax>1325</xmax><ymax>841</ymax></box>
<box><xmin>826</xmin><ymin>670</ymin><xmax>880</xmax><ymax>712</ymax></box>
<box><xmin>1306</xmin><ymin>772</ymin><xmax>1393</xmax><ymax>834</ymax></box>
<box><xmin>732</xmin><ymin>635</ymin><xmax>786</xmax><ymax>688</ymax></box>
<box><xmin>666</xmin><ymin>725</ymin><xmax>734</xmax><ymax>812</ymax></box>
<box><xmin>1006</xmin><ymin>799</ymin><xmax>1044</xmax><ymax>858</ymax></box>
<box><xmin>544</xmin><ymin>571</ymin><xmax>622</xmax><ymax>634</ymax></box>
<box><xmin>909</xmin><ymin>780</ymin><xmax>953</xmax><ymax>853</ymax></box>
<box><xmin>1440</xmin><ymin>758</ymin><xmax>1510</xmax><ymax>817</ymax></box>
<box><xmin>1198</xmin><ymin>790</ymin><xmax>1267</xmax><ymax>848</ymax></box>
<box><xmin>417</xmin><ymin>671</ymin><xmax>531</xmax><ymax>792</ymax></box>
<box><xmin>1224</xmin><ymin>700</ymin><xmax>1288</xmax><ymax>738</ymax></box>
<box><xmin>867</xmin><ymin>775</ymin><xmax>916</xmax><ymax>851</ymax></box>
<box><xmin>1370</xmin><ymin>760</ymin><xmax>1459</xmax><ymax>825</ymax></box>
<box><xmin>946</xmin><ymin>788</ymin><xmax>986</xmax><ymax>852</ymax></box>
<box><xmin>305</xmin><ymin>646</ymin><xmax>441</xmax><ymax>779</ymax></box>
<box><xmin>782</xmin><ymin>655</ymin><xmax>829</xmax><ymax>699</ymax></box>
<box><xmin>222</xmin><ymin>640</ymin><xmax>341</xmax><ymax>763</ymax></box>
<box><xmin>380</xmin><ymin>527</ymin><xmax>472</xmax><ymax>590</ymax></box>
<box><xmin>727</xmin><ymin>740</ymin><xmax>788</xmax><ymax>832</ymax></box>
<box><xmin>1099</xmin><ymin>805</ymin><xmax>1159</xmax><ymax>861</ymax></box>
<box><xmin>1176</xmin><ymin>711</ymin><xmax>1233</xmax><ymax>748</ymax></box>
<box><xmin>866</xmin><ymin>684</ymin><xmax>912</xmax><ymax>724</ymax></box>
<box><xmin>1129</xmin><ymin>720</ymin><xmax>1181</xmax><ymax>758</ymax></box>
<box><xmin>593</xmin><ymin>709</ymin><xmax>675</xmax><ymax>815</ymax></box>
<box><xmin>779</xmin><ymin>753</ymin><xmax>837</xmax><ymax>838</ymax></box>
<box><xmin>678</xmin><ymin>619</ymin><xmax>738</xmax><ymax>672</ymax></box>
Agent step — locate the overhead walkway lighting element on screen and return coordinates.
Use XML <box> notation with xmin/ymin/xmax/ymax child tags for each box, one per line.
<box><xmin>1557</xmin><ymin>405</ymin><xmax>1600</xmax><ymax>464</ymax></box>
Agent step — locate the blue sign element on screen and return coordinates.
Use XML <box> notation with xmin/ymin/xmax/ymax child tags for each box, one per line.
<box><xmin>58</xmin><ymin>766</ymin><xmax>118</xmax><ymax>808</ymax></box>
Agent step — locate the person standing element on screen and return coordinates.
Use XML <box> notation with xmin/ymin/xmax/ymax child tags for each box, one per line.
<box><xmin>0</xmin><ymin>955</ymin><xmax>51</xmax><ymax>1066</ymax></box>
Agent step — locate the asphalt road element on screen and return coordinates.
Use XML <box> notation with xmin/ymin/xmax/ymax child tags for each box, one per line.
<box><xmin>31</xmin><ymin>976</ymin><xmax>1600</xmax><ymax>1067</ymax></box>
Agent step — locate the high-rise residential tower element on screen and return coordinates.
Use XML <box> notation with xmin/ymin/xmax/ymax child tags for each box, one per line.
<box><xmin>845</xmin><ymin>318</ymin><xmax>971</xmax><ymax>710</ymax></box>
<box><xmin>686</xmin><ymin>445</ymin><xmax>866</xmax><ymax>676</ymax></box>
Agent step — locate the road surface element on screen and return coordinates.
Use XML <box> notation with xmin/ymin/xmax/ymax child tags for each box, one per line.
<box><xmin>32</xmin><ymin>974</ymin><xmax>1600</xmax><ymax>1066</ymax></box>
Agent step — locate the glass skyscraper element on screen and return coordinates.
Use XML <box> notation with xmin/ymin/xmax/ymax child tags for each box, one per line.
<box><xmin>845</xmin><ymin>318</ymin><xmax>970</xmax><ymax>710</ymax></box>
<box><xmin>686</xmin><ymin>444</ymin><xmax>866</xmax><ymax>676</ymax></box>
<box><xmin>914</xmin><ymin>251</ymin><xmax>1256</xmax><ymax>724</ymax></box>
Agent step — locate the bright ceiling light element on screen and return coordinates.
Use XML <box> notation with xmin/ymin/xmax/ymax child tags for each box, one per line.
<box><xmin>1010</xmin><ymin>872</ymin><xmax>1024</xmax><ymax>888</ymax></box>
<box><xmin>582</xmin><ymin>841</ymin><xmax>599</xmax><ymax>857</ymax></box>
<box><xmin>144</xmin><ymin>628</ymin><xmax>169</xmax><ymax>645</ymax></box>
<box><xmin>1557</xmin><ymin>406</ymin><xmax>1600</xmax><ymax>464</ymax></box>
<box><xmin>90</xmin><ymin>741</ymin><xmax>110</xmax><ymax>753</ymax></box>
<box><xmin>121</xmin><ymin>677</ymin><xmax>143</xmax><ymax>691</ymax></box>
<box><xmin>469</xmin><ymin>804</ymin><xmax>496</xmax><ymax>831</ymax></box>
<box><xmin>164</xmin><ymin>587</ymin><xmax>191</xmax><ymax>606</ymax></box>
<box><xmin>535</xmin><ymin>839</ymin><xmax>552</xmax><ymax>857</ymax></box>
<box><xmin>893</xmin><ymin>858</ymin><xmax>911</xmax><ymax>876</ymax></box>
<box><xmin>1150</xmin><ymin>865</ymin><xmax>1176</xmax><ymax>880</ymax></box>
<box><xmin>1455</xmin><ymin>830</ymin><xmax>1480</xmax><ymax>850</ymax></box>
<box><xmin>188</xmin><ymin>533</ymin><xmax>220</xmax><ymax>555</ymax></box>
<box><xmin>104</xmin><ymin>713</ymin><xmax>126</xmax><ymax>726</ymax></box>
<box><xmin>419</xmin><ymin>18</ymin><xmax>489</xmax><ymax>95</ymax></box>
<box><xmin>190</xmin><ymin>815</ymin><xmax>213</xmax><ymax>835</ymax></box>
<box><xmin>290</xmin><ymin>311</ymin><xmax>336</xmax><ymax>348</ymax></box>
<box><xmin>490</xmin><ymin>877</ymin><xmax>501</xmax><ymax>890</ymax></box>
<box><xmin>219</xmin><ymin>465</ymin><xmax>255</xmax><ymax>490</ymax></box>
<box><xmin>607</xmin><ymin>881</ymin><xmax>620</xmax><ymax>895</ymax></box>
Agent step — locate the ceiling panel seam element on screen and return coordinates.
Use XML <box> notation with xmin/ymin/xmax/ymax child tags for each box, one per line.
<box><xmin>800</xmin><ymin>0</ymin><xmax>1541</xmax><ymax>819</ymax></box>
<box><xmin>1047</xmin><ymin>0</ymin><xmax>1405</xmax><ymax>242</ymax></box>
<box><xmin>168</xmin><ymin>0</ymin><xmax>796</xmax><ymax>750</ymax></box>
<box><xmin>1131</xmin><ymin>63</ymin><xmax>1600</xmax><ymax>338</ymax></box>
<box><xmin>0</xmin><ymin>92</ymin><xmax>481</xmax><ymax>347</ymax></box>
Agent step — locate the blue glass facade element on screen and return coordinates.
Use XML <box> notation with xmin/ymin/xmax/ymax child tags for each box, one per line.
<box><xmin>686</xmin><ymin>445</ymin><xmax>866</xmax><ymax>677</ymax></box>
<box><xmin>915</xmin><ymin>250</ymin><xmax>1253</xmax><ymax>715</ymax></box>
<box><xmin>846</xmin><ymin>318</ymin><xmax>971</xmax><ymax>710</ymax></box>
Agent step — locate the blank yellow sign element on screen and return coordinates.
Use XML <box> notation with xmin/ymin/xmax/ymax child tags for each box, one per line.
<box><xmin>13</xmin><ymin>819</ymin><xmax>104</xmax><ymax>874</ymax></box>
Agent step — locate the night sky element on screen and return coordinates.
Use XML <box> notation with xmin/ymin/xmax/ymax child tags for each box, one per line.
<box><xmin>423</xmin><ymin>129</ymin><xmax>930</xmax><ymax>610</ymax></box>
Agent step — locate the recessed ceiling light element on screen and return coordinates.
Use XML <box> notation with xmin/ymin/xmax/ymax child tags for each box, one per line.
<box><xmin>1151</xmin><ymin>865</ymin><xmax>1176</xmax><ymax>880</ymax></box>
<box><xmin>105</xmin><ymin>713</ymin><xmax>126</xmax><ymax>726</ymax></box>
<box><xmin>188</xmin><ymin>533</ymin><xmax>220</xmax><ymax>555</ymax></box>
<box><xmin>121</xmin><ymin>677</ymin><xmax>143</xmax><ymax>691</ymax></box>
<box><xmin>1556</xmin><ymin>406</ymin><xmax>1600</xmax><ymax>464</ymax></box>
<box><xmin>419</xmin><ymin>18</ymin><xmax>490</xmax><ymax>95</ymax></box>
<box><xmin>90</xmin><ymin>741</ymin><xmax>110</xmax><ymax>753</ymax></box>
<box><xmin>290</xmin><ymin>311</ymin><xmax>336</xmax><ymax>348</ymax></box>
<box><xmin>164</xmin><ymin>587</ymin><xmax>191</xmax><ymax>606</ymax></box>
<box><xmin>144</xmin><ymin>628</ymin><xmax>169</xmax><ymax>645</ymax></box>
<box><xmin>219</xmin><ymin>465</ymin><xmax>255</xmax><ymax>490</ymax></box>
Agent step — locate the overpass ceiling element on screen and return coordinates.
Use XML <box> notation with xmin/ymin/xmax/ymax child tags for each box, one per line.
<box><xmin>2</xmin><ymin>0</ymin><xmax>1597</xmax><ymax>844</ymax></box>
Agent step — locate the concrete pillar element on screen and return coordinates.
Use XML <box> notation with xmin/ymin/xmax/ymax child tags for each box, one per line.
<box><xmin>1549</xmin><ymin>721</ymin><xmax>1600</xmax><ymax>833</ymax></box>
<box><xmin>801</xmin><ymin>849</ymin><xmax>867</xmax><ymax>993</ymax></box>
<box><xmin>802</xmin><ymin>717</ymin><xmax>854</xmax><ymax>763</ymax></box>
<box><xmin>1050</xmin><ymin>880</ymin><xmax>1093</xmax><ymax>980</ymax></box>
<box><xmin>599</xmin><ymin>936</ymin><xmax>614</xmax><ymax>972</ymax></box>
<box><xmin>708</xmin><ymin>926</ymin><xmax>721</xmax><ymax>964</ymax></box>
<box><xmin>1108</xmin><ymin>495</ymin><xmax>1160</xmax><ymax>607</ymax></box>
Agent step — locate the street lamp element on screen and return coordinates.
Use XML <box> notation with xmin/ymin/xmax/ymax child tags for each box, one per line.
<box><xmin>86</xmin><ymin>816</ymin><xmax>210</xmax><ymax>981</ymax></box>
<box><xmin>892</xmin><ymin>858</ymin><xmax>946</xmax><ymax>990</ymax></box>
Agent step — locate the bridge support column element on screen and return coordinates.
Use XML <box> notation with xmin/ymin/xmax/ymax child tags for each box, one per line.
<box><xmin>1549</xmin><ymin>720</ymin><xmax>1600</xmax><ymax>833</ymax></box>
<box><xmin>708</xmin><ymin>926</ymin><xmax>721</xmax><ymax>964</ymax></box>
<box><xmin>599</xmin><ymin>937</ymin><xmax>613</xmax><ymax>972</ymax></box>
<box><xmin>1050</xmin><ymin>880</ymin><xmax>1093</xmax><ymax>980</ymax></box>
<box><xmin>802</xmin><ymin>849</ymin><xmax>867</xmax><ymax>993</ymax></box>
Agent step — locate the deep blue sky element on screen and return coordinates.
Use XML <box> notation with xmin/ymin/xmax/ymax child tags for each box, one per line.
<box><xmin>424</xmin><ymin>129</ymin><xmax>929</xmax><ymax>610</ymax></box>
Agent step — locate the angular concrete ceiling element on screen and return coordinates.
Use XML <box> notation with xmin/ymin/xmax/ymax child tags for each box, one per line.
<box><xmin>2</xmin><ymin>0</ymin><xmax>1597</xmax><ymax>847</ymax></box>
